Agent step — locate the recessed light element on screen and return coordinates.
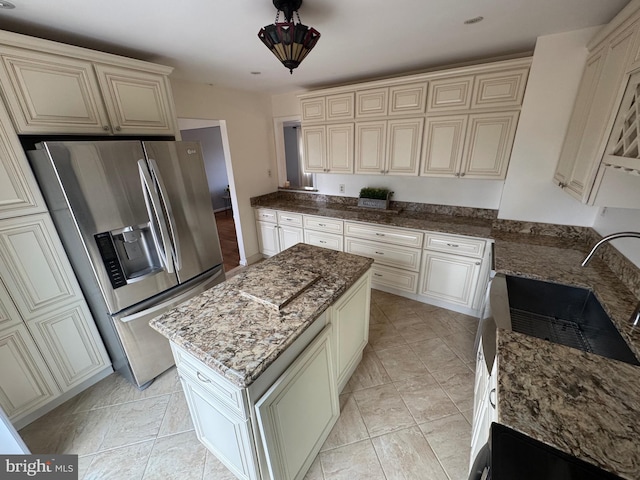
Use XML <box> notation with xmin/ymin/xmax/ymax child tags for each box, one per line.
<box><xmin>464</xmin><ymin>16</ymin><xmax>484</xmax><ymax>25</ymax></box>
<box><xmin>0</xmin><ymin>1</ymin><xmax>16</xmax><ymax>9</ymax></box>
<box><xmin>250</xmin><ymin>71</ymin><xmax>261</xmax><ymax>75</ymax></box>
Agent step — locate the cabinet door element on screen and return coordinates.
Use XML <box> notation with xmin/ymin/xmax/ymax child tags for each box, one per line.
<box><xmin>371</xmin><ymin>264</ymin><xmax>419</xmax><ymax>294</ymax></box>
<box><xmin>180</xmin><ymin>374</ymin><xmax>259</xmax><ymax>480</ymax></box>
<box><xmin>0</xmin><ymin>278</ymin><xmax>22</xmax><ymax>331</ymax></box>
<box><xmin>460</xmin><ymin>111</ymin><xmax>519</xmax><ymax>179</ymax></box>
<box><xmin>0</xmin><ymin>100</ymin><xmax>46</xmax><ymax>219</ymax></box>
<box><xmin>300</xmin><ymin>97</ymin><xmax>325</xmax><ymax>122</ymax></box>
<box><xmin>0</xmin><ymin>47</ymin><xmax>110</xmax><ymax>134</ymax></box>
<box><xmin>326</xmin><ymin>123</ymin><xmax>354</xmax><ymax>173</ymax></box>
<box><xmin>388</xmin><ymin>82</ymin><xmax>428</xmax><ymax>115</ymax></box>
<box><xmin>278</xmin><ymin>225</ymin><xmax>303</xmax><ymax>252</ymax></box>
<box><xmin>555</xmin><ymin>48</ymin><xmax>606</xmax><ymax>188</ymax></box>
<box><xmin>0</xmin><ymin>214</ymin><xmax>82</xmax><ymax>320</ymax></box>
<box><xmin>355</xmin><ymin>121</ymin><xmax>386</xmax><ymax>174</ymax></box>
<box><xmin>386</xmin><ymin>118</ymin><xmax>424</xmax><ymax>175</ymax></box>
<box><xmin>0</xmin><ymin>323</ymin><xmax>60</xmax><ymax>420</ymax></box>
<box><xmin>471</xmin><ymin>68</ymin><xmax>529</xmax><ymax>109</ymax></box>
<box><xmin>255</xmin><ymin>325</ymin><xmax>338</xmax><ymax>480</ymax></box>
<box><xmin>419</xmin><ymin>252</ymin><xmax>481</xmax><ymax>307</ymax></box>
<box><xmin>356</xmin><ymin>88</ymin><xmax>388</xmax><ymax>118</ymax></box>
<box><xmin>256</xmin><ymin>221</ymin><xmax>280</xmax><ymax>257</ymax></box>
<box><xmin>326</xmin><ymin>93</ymin><xmax>354</xmax><ymax>121</ymax></box>
<box><xmin>331</xmin><ymin>273</ymin><xmax>371</xmax><ymax>390</ymax></box>
<box><xmin>94</xmin><ymin>64</ymin><xmax>176</xmax><ymax>135</ymax></box>
<box><xmin>301</xmin><ymin>125</ymin><xmax>326</xmax><ymax>173</ymax></box>
<box><xmin>427</xmin><ymin>76</ymin><xmax>474</xmax><ymax>113</ymax></box>
<box><xmin>421</xmin><ymin>115</ymin><xmax>468</xmax><ymax>177</ymax></box>
<box><xmin>562</xmin><ymin>23</ymin><xmax>638</xmax><ymax>201</ymax></box>
<box><xmin>26</xmin><ymin>302</ymin><xmax>110</xmax><ymax>392</ymax></box>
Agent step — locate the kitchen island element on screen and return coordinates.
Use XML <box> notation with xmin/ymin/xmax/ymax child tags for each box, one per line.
<box><xmin>150</xmin><ymin>243</ymin><xmax>373</xmax><ymax>480</ymax></box>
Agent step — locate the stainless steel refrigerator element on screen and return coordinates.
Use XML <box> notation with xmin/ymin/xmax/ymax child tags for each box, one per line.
<box><xmin>27</xmin><ymin>140</ymin><xmax>225</xmax><ymax>388</ymax></box>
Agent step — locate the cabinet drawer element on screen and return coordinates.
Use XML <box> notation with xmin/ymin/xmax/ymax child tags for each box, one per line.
<box><xmin>344</xmin><ymin>222</ymin><xmax>423</xmax><ymax>248</ymax></box>
<box><xmin>345</xmin><ymin>237</ymin><xmax>421</xmax><ymax>271</ymax></box>
<box><xmin>254</xmin><ymin>208</ymin><xmax>277</xmax><ymax>224</ymax></box>
<box><xmin>172</xmin><ymin>343</ymin><xmax>248</xmax><ymax>419</ymax></box>
<box><xmin>276</xmin><ymin>211</ymin><xmax>303</xmax><ymax>227</ymax></box>
<box><xmin>304</xmin><ymin>230</ymin><xmax>343</xmax><ymax>252</ymax></box>
<box><xmin>303</xmin><ymin>215</ymin><xmax>344</xmax><ymax>234</ymax></box>
<box><xmin>424</xmin><ymin>233</ymin><xmax>486</xmax><ymax>258</ymax></box>
<box><xmin>370</xmin><ymin>264</ymin><xmax>419</xmax><ymax>293</ymax></box>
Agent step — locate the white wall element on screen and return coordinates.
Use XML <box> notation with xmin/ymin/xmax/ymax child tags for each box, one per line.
<box><xmin>593</xmin><ymin>208</ymin><xmax>640</xmax><ymax>267</ymax></box>
<box><xmin>498</xmin><ymin>27</ymin><xmax>601</xmax><ymax>225</ymax></box>
<box><xmin>171</xmin><ymin>79</ymin><xmax>277</xmax><ymax>264</ymax></box>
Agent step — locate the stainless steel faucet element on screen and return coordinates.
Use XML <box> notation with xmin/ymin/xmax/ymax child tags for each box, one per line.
<box><xmin>582</xmin><ymin>231</ymin><xmax>640</xmax><ymax>326</ymax></box>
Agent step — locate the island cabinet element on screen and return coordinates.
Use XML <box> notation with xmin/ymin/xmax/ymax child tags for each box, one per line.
<box><xmin>161</xmin><ymin>252</ymin><xmax>372</xmax><ymax>480</ymax></box>
<box><xmin>0</xmin><ymin>31</ymin><xmax>178</xmax><ymax>136</ymax></box>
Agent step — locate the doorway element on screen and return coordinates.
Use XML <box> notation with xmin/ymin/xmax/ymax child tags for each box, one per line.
<box><xmin>178</xmin><ymin>120</ymin><xmax>241</xmax><ymax>273</ymax></box>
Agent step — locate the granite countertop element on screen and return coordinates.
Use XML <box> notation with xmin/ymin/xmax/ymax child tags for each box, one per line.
<box><xmin>149</xmin><ymin>244</ymin><xmax>373</xmax><ymax>388</ymax></box>
<box><xmin>497</xmin><ymin>328</ymin><xmax>640</xmax><ymax>479</ymax></box>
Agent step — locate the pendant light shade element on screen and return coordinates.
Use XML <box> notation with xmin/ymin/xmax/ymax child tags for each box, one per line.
<box><xmin>258</xmin><ymin>0</ymin><xmax>320</xmax><ymax>74</ymax></box>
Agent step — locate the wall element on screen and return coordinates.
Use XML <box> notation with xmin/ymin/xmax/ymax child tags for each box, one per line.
<box><xmin>180</xmin><ymin>126</ymin><xmax>230</xmax><ymax>212</ymax></box>
<box><xmin>593</xmin><ymin>208</ymin><xmax>640</xmax><ymax>267</ymax></box>
<box><xmin>498</xmin><ymin>27</ymin><xmax>601</xmax><ymax>225</ymax></box>
<box><xmin>171</xmin><ymin>79</ymin><xmax>277</xmax><ymax>264</ymax></box>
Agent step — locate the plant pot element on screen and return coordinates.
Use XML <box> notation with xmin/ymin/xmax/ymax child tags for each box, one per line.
<box><xmin>358</xmin><ymin>193</ymin><xmax>391</xmax><ymax>209</ymax></box>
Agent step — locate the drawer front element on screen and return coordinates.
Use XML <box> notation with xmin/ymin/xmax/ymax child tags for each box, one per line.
<box><xmin>276</xmin><ymin>211</ymin><xmax>303</xmax><ymax>227</ymax></box>
<box><xmin>303</xmin><ymin>215</ymin><xmax>344</xmax><ymax>234</ymax></box>
<box><xmin>172</xmin><ymin>343</ymin><xmax>247</xmax><ymax>419</ymax></box>
<box><xmin>344</xmin><ymin>221</ymin><xmax>423</xmax><ymax>248</ymax></box>
<box><xmin>345</xmin><ymin>237</ymin><xmax>421</xmax><ymax>271</ymax></box>
<box><xmin>304</xmin><ymin>230</ymin><xmax>343</xmax><ymax>252</ymax></box>
<box><xmin>424</xmin><ymin>233</ymin><xmax>486</xmax><ymax>258</ymax></box>
<box><xmin>370</xmin><ymin>264</ymin><xmax>419</xmax><ymax>293</ymax></box>
<box><xmin>254</xmin><ymin>208</ymin><xmax>277</xmax><ymax>224</ymax></box>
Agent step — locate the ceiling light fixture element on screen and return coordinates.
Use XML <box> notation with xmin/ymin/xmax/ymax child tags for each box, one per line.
<box><xmin>258</xmin><ymin>0</ymin><xmax>320</xmax><ymax>74</ymax></box>
<box><xmin>0</xmin><ymin>1</ymin><xmax>16</xmax><ymax>9</ymax></box>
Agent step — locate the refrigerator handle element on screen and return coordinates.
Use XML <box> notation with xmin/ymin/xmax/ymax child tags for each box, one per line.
<box><xmin>148</xmin><ymin>158</ymin><xmax>182</xmax><ymax>272</ymax></box>
<box><xmin>138</xmin><ymin>159</ymin><xmax>174</xmax><ymax>273</ymax></box>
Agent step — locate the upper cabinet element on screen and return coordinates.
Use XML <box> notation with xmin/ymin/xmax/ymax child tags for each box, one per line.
<box><xmin>0</xmin><ymin>31</ymin><xmax>178</xmax><ymax>136</ymax></box>
<box><xmin>299</xmin><ymin>58</ymin><xmax>530</xmax><ymax>179</ymax></box>
<box><xmin>554</xmin><ymin>2</ymin><xmax>640</xmax><ymax>207</ymax></box>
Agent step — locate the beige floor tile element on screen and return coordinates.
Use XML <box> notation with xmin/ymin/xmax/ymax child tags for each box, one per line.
<box><xmin>72</xmin><ymin>374</ymin><xmax>132</xmax><ymax>412</ymax></box>
<box><xmin>353</xmin><ymin>384</ymin><xmax>415</xmax><ymax>437</ymax></box>
<box><xmin>461</xmin><ymin>408</ymin><xmax>474</xmax><ymax>424</ymax></box>
<box><xmin>84</xmin><ymin>440</ymin><xmax>154</xmax><ymax>480</ymax></box>
<box><xmin>394</xmin><ymin>375</ymin><xmax>459</xmax><ymax>423</ymax></box>
<box><xmin>448</xmin><ymin>311</ymin><xmax>480</xmax><ymax>334</ymax></box>
<box><xmin>143</xmin><ymin>431</ymin><xmax>206</xmax><ymax>480</ymax></box>
<box><xmin>409</xmin><ymin>337</ymin><xmax>462</xmax><ymax>372</ymax></box>
<box><xmin>369</xmin><ymin>304</ymin><xmax>389</xmax><ymax>325</ymax></box>
<box><xmin>371</xmin><ymin>426</ymin><xmax>448</xmax><ymax>480</ymax></box>
<box><xmin>158</xmin><ymin>390</ymin><xmax>193</xmax><ymax>437</ymax></box>
<box><xmin>375</xmin><ymin>345</ymin><xmax>429</xmax><ymax>381</ymax></box>
<box><xmin>346</xmin><ymin>351</ymin><xmax>391</xmax><ymax>391</ymax></box>
<box><xmin>420</xmin><ymin>413</ymin><xmax>472</xmax><ymax>480</ymax></box>
<box><xmin>434</xmin><ymin>364</ymin><xmax>475</xmax><ymax>412</ymax></box>
<box><xmin>303</xmin><ymin>456</ymin><xmax>325</xmax><ymax>480</ymax></box>
<box><xmin>378</xmin><ymin>302</ymin><xmax>417</xmax><ymax>322</ymax></box>
<box><xmin>319</xmin><ymin>439</ymin><xmax>385</xmax><ymax>480</ymax></box>
<box><xmin>202</xmin><ymin>451</ymin><xmax>237</xmax><ymax>480</ymax></box>
<box><xmin>141</xmin><ymin>367</ymin><xmax>182</xmax><ymax>398</ymax></box>
<box><xmin>100</xmin><ymin>395</ymin><xmax>170</xmax><ymax>450</ymax></box>
<box><xmin>321</xmin><ymin>394</ymin><xmax>368</xmax><ymax>451</ymax></box>
<box><xmin>371</xmin><ymin>289</ymin><xmax>402</xmax><ymax>306</ymax></box>
<box><xmin>414</xmin><ymin>309</ymin><xmax>470</xmax><ymax>337</ymax></box>
<box><xmin>78</xmin><ymin>455</ymin><xmax>95</xmax><ymax>480</ymax></box>
<box><xmin>391</xmin><ymin>313</ymin><xmax>442</xmax><ymax>343</ymax></box>
<box><xmin>368</xmin><ymin>322</ymin><xmax>406</xmax><ymax>350</ymax></box>
<box><xmin>442</xmin><ymin>330</ymin><xmax>477</xmax><ymax>363</ymax></box>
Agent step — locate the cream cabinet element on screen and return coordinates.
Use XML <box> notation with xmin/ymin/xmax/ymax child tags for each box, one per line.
<box><xmin>427</xmin><ymin>76</ymin><xmax>474</xmax><ymax>113</ymax></box>
<box><xmin>302</xmin><ymin>215</ymin><xmax>344</xmax><ymax>252</ymax></box>
<box><xmin>356</xmin><ymin>88</ymin><xmax>388</xmax><ymax>118</ymax></box>
<box><xmin>554</xmin><ymin>14</ymin><xmax>640</xmax><ymax>203</ymax></box>
<box><xmin>471</xmin><ymin>67</ymin><xmax>529</xmax><ymax>109</ymax></box>
<box><xmin>255</xmin><ymin>209</ymin><xmax>303</xmax><ymax>257</ymax></box>
<box><xmin>421</xmin><ymin>115</ymin><xmax>468</xmax><ymax>176</ymax></box>
<box><xmin>388</xmin><ymin>82</ymin><xmax>428</xmax><ymax>116</ymax></box>
<box><xmin>355</xmin><ymin>118</ymin><xmax>424</xmax><ymax>175</ymax></box>
<box><xmin>0</xmin><ymin>36</ymin><xmax>177</xmax><ymax>136</ymax></box>
<box><xmin>0</xmin><ymin>99</ymin><xmax>46</xmax><ymax>219</ymax></box>
<box><xmin>302</xmin><ymin>124</ymin><xmax>354</xmax><ymax>174</ymax></box>
<box><xmin>470</xmin><ymin>343</ymin><xmax>497</xmax><ymax>470</ymax></box>
<box><xmin>300</xmin><ymin>93</ymin><xmax>355</xmax><ymax>122</ymax></box>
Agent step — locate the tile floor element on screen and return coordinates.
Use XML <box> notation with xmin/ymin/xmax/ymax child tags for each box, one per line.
<box><xmin>19</xmin><ymin>289</ymin><xmax>478</xmax><ymax>480</ymax></box>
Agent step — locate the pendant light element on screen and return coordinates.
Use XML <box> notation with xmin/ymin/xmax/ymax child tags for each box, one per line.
<box><xmin>258</xmin><ymin>0</ymin><xmax>320</xmax><ymax>74</ymax></box>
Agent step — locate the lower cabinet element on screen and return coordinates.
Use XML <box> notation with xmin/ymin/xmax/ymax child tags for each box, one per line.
<box><xmin>419</xmin><ymin>251</ymin><xmax>481</xmax><ymax>308</ymax></box>
<box><xmin>470</xmin><ymin>343</ymin><xmax>497</xmax><ymax>471</ymax></box>
<box><xmin>256</xmin><ymin>221</ymin><xmax>279</xmax><ymax>257</ymax></box>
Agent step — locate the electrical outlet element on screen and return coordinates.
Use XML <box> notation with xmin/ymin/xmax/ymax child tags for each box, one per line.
<box><xmin>339</xmin><ymin>184</ymin><xmax>345</xmax><ymax>193</ymax></box>
<box><xmin>267</xmin><ymin>169</ymin><xmax>272</xmax><ymax>177</ymax></box>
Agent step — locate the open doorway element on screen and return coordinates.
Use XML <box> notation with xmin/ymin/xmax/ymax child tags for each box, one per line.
<box><xmin>178</xmin><ymin>120</ymin><xmax>241</xmax><ymax>273</ymax></box>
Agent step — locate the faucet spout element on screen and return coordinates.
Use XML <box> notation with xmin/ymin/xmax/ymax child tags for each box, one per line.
<box><xmin>581</xmin><ymin>231</ymin><xmax>640</xmax><ymax>266</ymax></box>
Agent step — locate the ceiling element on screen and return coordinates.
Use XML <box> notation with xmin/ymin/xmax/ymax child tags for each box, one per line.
<box><xmin>0</xmin><ymin>0</ymin><xmax>631</xmax><ymax>94</ymax></box>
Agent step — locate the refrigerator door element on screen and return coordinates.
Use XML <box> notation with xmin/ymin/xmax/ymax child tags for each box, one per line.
<box><xmin>35</xmin><ymin>141</ymin><xmax>179</xmax><ymax>313</ymax></box>
<box><xmin>143</xmin><ymin>141</ymin><xmax>223</xmax><ymax>283</ymax></box>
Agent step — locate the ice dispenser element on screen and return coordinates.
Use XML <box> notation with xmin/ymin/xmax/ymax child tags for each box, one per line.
<box><xmin>95</xmin><ymin>224</ymin><xmax>163</xmax><ymax>288</ymax></box>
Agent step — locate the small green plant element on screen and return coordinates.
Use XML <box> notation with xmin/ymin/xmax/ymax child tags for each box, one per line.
<box><xmin>359</xmin><ymin>187</ymin><xmax>393</xmax><ymax>200</ymax></box>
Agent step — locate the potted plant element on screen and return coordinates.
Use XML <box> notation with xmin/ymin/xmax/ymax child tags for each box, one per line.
<box><xmin>358</xmin><ymin>187</ymin><xmax>393</xmax><ymax>209</ymax></box>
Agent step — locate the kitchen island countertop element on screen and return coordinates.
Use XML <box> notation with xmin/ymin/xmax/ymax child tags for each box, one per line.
<box><xmin>149</xmin><ymin>243</ymin><xmax>372</xmax><ymax>388</ymax></box>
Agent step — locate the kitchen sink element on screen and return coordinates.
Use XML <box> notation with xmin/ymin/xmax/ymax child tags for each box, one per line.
<box><xmin>504</xmin><ymin>275</ymin><xmax>640</xmax><ymax>366</ymax></box>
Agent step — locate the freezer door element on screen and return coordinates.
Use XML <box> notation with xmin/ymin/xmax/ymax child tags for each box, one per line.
<box><xmin>143</xmin><ymin>141</ymin><xmax>223</xmax><ymax>283</ymax></box>
<box><xmin>35</xmin><ymin>141</ymin><xmax>179</xmax><ymax>313</ymax></box>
